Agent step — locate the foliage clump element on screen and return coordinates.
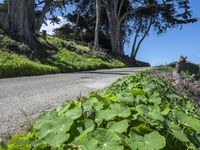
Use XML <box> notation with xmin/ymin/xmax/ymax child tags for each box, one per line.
<box><xmin>0</xmin><ymin>30</ymin><xmax>126</xmax><ymax>78</ymax></box>
<box><xmin>1</xmin><ymin>72</ymin><xmax>200</xmax><ymax>149</ymax></box>
<box><xmin>169</xmin><ymin>61</ymin><xmax>200</xmax><ymax>78</ymax></box>
<box><xmin>0</xmin><ymin>52</ymin><xmax>59</xmax><ymax>78</ymax></box>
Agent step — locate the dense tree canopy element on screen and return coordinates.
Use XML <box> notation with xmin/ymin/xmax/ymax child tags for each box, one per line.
<box><xmin>0</xmin><ymin>0</ymin><xmax>198</xmax><ymax>58</ymax></box>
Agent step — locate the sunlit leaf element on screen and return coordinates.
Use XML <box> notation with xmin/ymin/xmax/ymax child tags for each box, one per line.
<box><xmin>107</xmin><ymin>120</ymin><xmax>129</xmax><ymax>133</ymax></box>
<box><xmin>126</xmin><ymin>131</ymin><xmax>166</xmax><ymax>150</ymax></box>
<box><xmin>73</xmin><ymin>129</ymin><xmax>123</xmax><ymax>150</ymax></box>
<box><xmin>173</xmin><ymin>110</ymin><xmax>200</xmax><ymax>133</ymax></box>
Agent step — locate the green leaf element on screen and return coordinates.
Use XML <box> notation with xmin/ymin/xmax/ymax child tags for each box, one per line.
<box><xmin>106</xmin><ymin>96</ymin><xmax>117</xmax><ymax>101</ymax></box>
<box><xmin>161</xmin><ymin>108</ymin><xmax>171</xmax><ymax>116</ymax></box>
<box><xmin>107</xmin><ymin>120</ymin><xmax>129</xmax><ymax>133</ymax></box>
<box><xmin>73</xmin><ymin>129</ymin><xmax>123</xmax><ymax>150</ymax></box>
<box><xmin>44</xmin><ymin>132</ymin><xmax>70</xmax><ymax>146</ymax></box>
<box><xmin>130</xmin><ymin>88</ymin><xmax>145</xmax><ymax>96</ymax></box>
<box><xmin>148</xmin><ymin>97</ymin><xmax>162</xmax><ymax>105</ymax></box>
<box><xmin>115</xmin><ymin>92</ymin><xmax>134</xmax><ymax>104</ymax></box>
<box><xmin>65</xmin><ymin>106</ymin><xmax>82</xmax><ymax>120</ymax></box>
<box><xmin>136</xmin><ymin>105</ymin><xmax>164</xmax><ymax>121</ymax></box>
<box><xmin>51</xmin><ymin>115</ymin><xmax>74</xmax><ymax>133</ymax></box>
<box><xmin>130</xmin><ymin>125</ymin><xmax>152</xmax><ymax>136</ymax></box>
<box><xmin>82</xmin><ymin>97</ymin><xmax>104</xmax><ymax>112</ymax></box>
<box><xmin>110</xmin><ymin>103</ymin><xmax>131</xmax><ymax>118</ymax></box>
<box><xmin>173</xmin><ymin>110</ymin><xmax>200</xmax><ymax>133</ymax></box>
<box><xmin>84</xmin><ymin>119</ymin><xmax>95</xmax><ymax>130</ymax></box>
<box><xmin>166</xmin><ymin>120</ymin><xmax>189</xmax><ymax>142</ymax></box>
<box><xmin>57</xmin><ymin>103</ymin><xmax>71</xmax><ymax>116</ymax></box>
<box><xmin>7</xmin><ymin>144</ymin><xmax>31</xmax><ymax>150</ymax></box>
<box><xmin>95</xmin><ymin>109</ymin><xmax>116</xmax><ymax>125</ymax></box>
<box><xmin>126</xmin><ymin>131</ymin><xmax>166</xmax><ymax>150</ymax></box>
<box><xmin>35</xmin><ymin>110</ymin><xmax>57</xmax><ymax>128</ymax></box>
<box><xmin>37</xmin><ymin>115</ymin><xmax>73</xmax><ymax>138</ymax></box>
<box><xmin>0</xmin><ymin>138</ymin><xmax>7</xmax><ymax>150</ymax></box>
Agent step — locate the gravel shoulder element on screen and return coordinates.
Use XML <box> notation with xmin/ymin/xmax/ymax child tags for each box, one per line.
<box><xmin>0</xmin><ymin>67</ymin><xmax>149</xmax><ymax>139</ymax></box>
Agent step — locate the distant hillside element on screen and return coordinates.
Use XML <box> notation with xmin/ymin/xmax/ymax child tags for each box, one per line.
<box><xmin>168</xmin><ymin>61</ymin><xmax>200</xmax><ymax>77</ymax></box>
<box><xmin>0</xmin><ymin>30</ymin><xmax>149</xmax><ymax>78</ymax></box>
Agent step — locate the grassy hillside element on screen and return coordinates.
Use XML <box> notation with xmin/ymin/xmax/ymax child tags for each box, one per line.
<box><xmin>168</xmin><ymin>61</ymin><xmax>200</xmax><ymax>76</ymax></box>
<box><xmin>0</xmin><ymin>52</ymin><xmax>59</xmax><ymax>78</ymax></box>
<box><xmin>1</xmin><ymin>71</ymin><xmax>199</xmax><ymax>149</ymax></box>
<box><xmin>39</xmin><ymin>37</ymin><xmax>126</xmax><ymax>72</ymax></box>
<box><xmin>0</xmin><ymin>30</ymin><xmax>126</xmax><ymax>78</ymax></box>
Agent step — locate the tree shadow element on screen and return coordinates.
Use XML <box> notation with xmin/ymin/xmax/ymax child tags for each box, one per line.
<box><xmin>78</xmin><ymin>70</ymin><xmax>132</xmax><ymax>75</ymax></box>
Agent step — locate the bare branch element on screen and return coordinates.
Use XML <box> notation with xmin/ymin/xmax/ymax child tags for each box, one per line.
<box><xmin>133</xmin><ymin>18</ymin><xmax>153</xmax><ymax>59</ymax></box>
<box><xmin>117</xmin><ymin>0</ymin><xmax>125</xmax><ymax>17</ymax></box>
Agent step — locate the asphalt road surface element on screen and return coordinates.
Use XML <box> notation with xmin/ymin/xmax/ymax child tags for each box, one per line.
<box><xmin>0</xmin><ymin>67</ymin><xmax>149</xmax><ymax>139</ymax></box>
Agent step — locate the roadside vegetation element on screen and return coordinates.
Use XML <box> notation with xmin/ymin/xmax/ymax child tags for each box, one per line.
<box><xmin>0</xmin><ymin>30</ymin><xmax>126</xmax><ymax>78</ymax></box>
<box><xmin>0</xmin><ymin>52</ymin><xmax>59</xmax><ymax>78</ymax></box>
<box><xmin>1</xmin><ymin>71</ymin><xmax>200</xmax><ymax>150</ymax></box>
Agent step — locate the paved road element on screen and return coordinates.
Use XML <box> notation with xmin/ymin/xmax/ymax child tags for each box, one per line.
<box><xmin>0</xmin><ymin>67</ymin><xmax>149</xmax><ymax>138</ymax></box>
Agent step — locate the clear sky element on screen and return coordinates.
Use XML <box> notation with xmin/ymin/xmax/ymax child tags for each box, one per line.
<box><xmin>0</xmin><ymin>0</ymin><xmax>199</xmax><ymax>66</ymax></box>
<box><xmin>128</xmin><ymin>0</ymin><xmax>200</xmax><ymax>66</ymax></box>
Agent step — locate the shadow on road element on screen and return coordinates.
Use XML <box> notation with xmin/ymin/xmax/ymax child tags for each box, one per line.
<box><xmin>78</xmin><ymin>70</ymin><xmax>137</xmax><ymax>75</ymax></box>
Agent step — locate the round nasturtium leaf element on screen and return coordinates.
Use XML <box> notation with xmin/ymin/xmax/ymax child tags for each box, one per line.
<box><xmin>84</xmin><ymin>119</ymin><xmax>95</xmax><ymax>129</ymax></box>
<box><xmin>110</xmin><ymin>103</ymin><xmax>131</xmax><ymax>118</ymax></box>
<box><xmin>51</xmin><ymin>115</ymin><xmax>74</xmax><ymax>133</ymax></box>
<box><xmin>95</xmin><ymin>109</ymin><xmax>116</xmax><ymax>125</ymax></box>
<box><xmin>173</xmin><ymin>110</ymin><xmax>200</xmax><ymax>134</ymax></box>
<box><xmin>44</xmin><ymin>132</ymin><xmax>70</xmax><ymax>146</ymax></box>
<box><xmin>37</xmin><ymin>115</ymin><xmax>73</xmax><ymax>139</ymax></box>
<box><xmin>65</xmin><ymin>106</ymin><xmax>82</xmax><ymax>120</ymax></box>
<box><xmin>136</xmin><ymin>104</ymin><xmax>164</xmax><ymax>121</ymax></box>
<box><xmin>82</xmin><ymin>97</ymin><xmax>104</xmax><ymax>112</ymax></box>
<box><xmin>148</xmin><ymin>96</ymin><xmax>162</xmax><ymax>105</ymax></box>
<box><xmin>35</xmin><ymin>110</ymin><xmax>58</xmax><ymax>128</ymax></box>
<box><xmin>74</xmin><ymin>129</ymin><xmax>124</xmax><ymax>150</ymax></box>
<box><xmin>107</xmin><ymin>120</ymin><xmax>129</xmax><ymax>133</ymax></box>
<box><xmin>57</xmin><ymin>103</ymin><xmax>71</xmax><ymax>116</ymax></box>
<box><xmin>166</xmin><ymin>120</ymin><xmax>189</xmax><ymax>142</ymax></box>
<box><xmin>126</xmin><ymin>131</ymin><xmax>166</xmax><ymax>150</ymax></box>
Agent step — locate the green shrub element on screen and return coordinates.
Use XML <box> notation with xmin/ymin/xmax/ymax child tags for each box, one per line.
<box><xmin>2</xmin><ymin>72</ymin><xmax>200</xmax><ymax>149</ymax></box>
<box><xmin>0</xmin><ymin>52</ymin><xmax>59</xmax><ymax>78</ymax></box>
<box><xmin>18</xmin><ymin>43</ymin><xmax>32</xmax><ymax>54</ymax></box>
<box><xmin>136</xmin><ymin>60</ymin><xmax>151</xmax><ymax>67</ymax></box>
<box><xmin>169</xmin><ymin>61</ymin><xmax>200</xmax><ymax>75</ymax></box>
<box><xmin>0</xmin><ymin>29</ymin><xmax>126</xmax><ymax>78</ymax></box>
<box><xmin>43</xmin><ymin>48</ymin><xmax>125</xmax><ymax>73</ymax></box>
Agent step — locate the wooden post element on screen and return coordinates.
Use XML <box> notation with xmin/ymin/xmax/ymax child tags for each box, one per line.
<box><xmin>173</xmin><ymin>55</ymin><xmax>187</xmax><ymax>84</ymax></box>
<box><xmin>173</xmin><ymin>56</ymin><xmax>187</xmax><ymax>75</ymax></box>
<box><xmin>42</xmin><ymin>30</ymin><xmax>47</xmax><ymax>39</ymax></box>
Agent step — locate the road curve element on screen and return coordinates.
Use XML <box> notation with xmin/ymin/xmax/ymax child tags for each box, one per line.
<box><xmin>0</xmin><ymin>67</ymin><xmax>149</xmax><ymax>139</ymax></box>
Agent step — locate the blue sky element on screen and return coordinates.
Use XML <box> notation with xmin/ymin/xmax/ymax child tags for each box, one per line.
<box><xmin>0</xmin><ymin>0</ymin><xmax>199</xmax><ymax>66</ymax></box>
<box><xmin>129</xmin><ymin>0</ymin><xmax>200</xmax><ymax>66</ymax></box>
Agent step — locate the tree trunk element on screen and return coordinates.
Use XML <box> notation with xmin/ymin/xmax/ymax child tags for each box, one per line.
<box><xmin>0</xmin><ymin>12</ymin><xmax>6</xmax><ymax>27</ymax></box>
<box><xmin>131</xmin><ymin>18</ymin><xmax>152</xmax><ymax>60</ymax></box>
<box><xmin>109</xmin><ymin>20</ymin><xmax>122</xmax><ymax>55</ymax></box>
<box><xmin>4</xmin><ymin>0</ymin><xmax>36</xmax><ymax>48</ymax></box>
<box><xmin>103</xmin><ymin>0</ymin><xmax>124</xmax><ymax>56</ymax></box>
<box><xmin>73</xmin><ymin>13</ymin><xmax>80</xmax><ymax>41</ymax></box>
<box><xmin>35</xmin><ymin>0</ymin><xmax>51</xmax><ymax>33</ymax></box>
<box><xmin>93</xmin><ymin>0</ymin><xmax>101</xmax><ymax>50</ymax></box>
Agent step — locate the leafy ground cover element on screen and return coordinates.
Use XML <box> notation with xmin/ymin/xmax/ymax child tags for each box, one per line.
<box><xmin>39</xmin><ymin>37</ymin><xmax>125</xmax><ymax>72</ymax></box>
<box><xmin>1</xmin><ymin>72</ymin><xmax>200</xmax><ymax>150</ymax></box>
<box><xmin>0</xmin><ymin>52</ymin><xmax>59</xmax><ymax>78</ymax></box>
<box><xmin>0</xmin><ymin>30</ymin><xmax>125</xmax><ymax>78</ymax></box>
